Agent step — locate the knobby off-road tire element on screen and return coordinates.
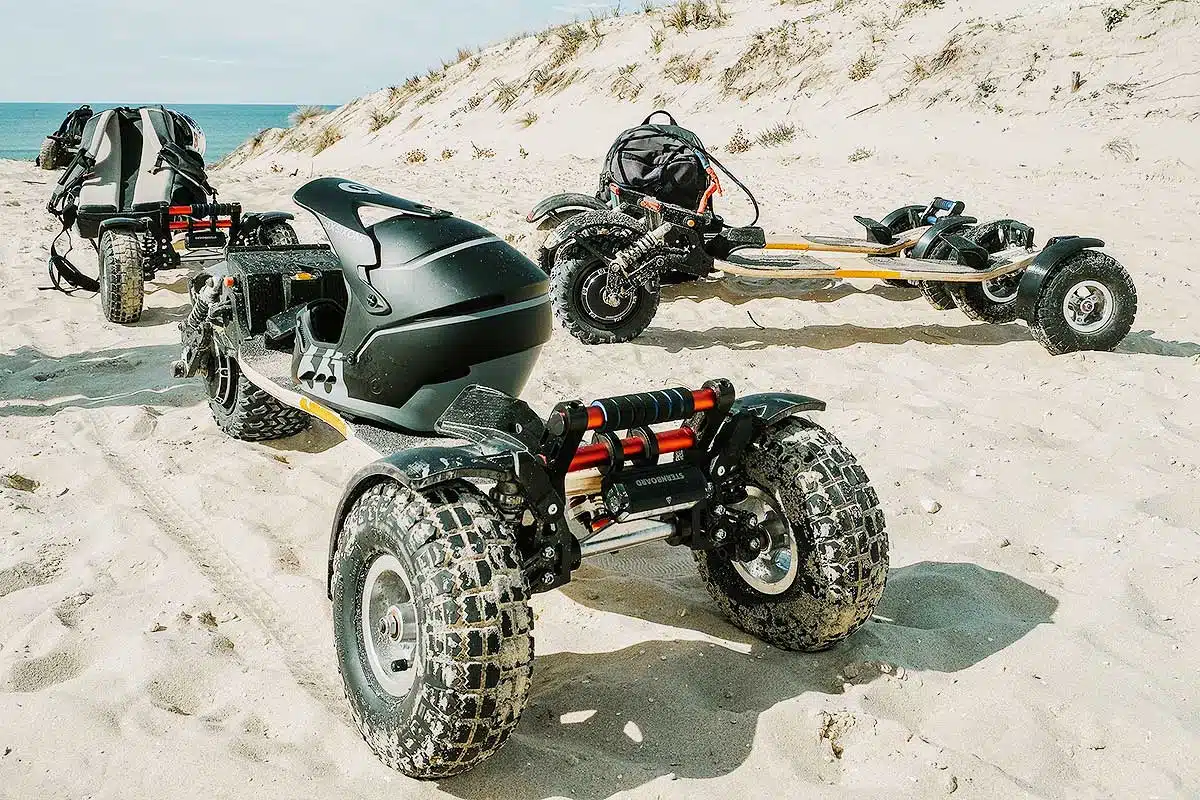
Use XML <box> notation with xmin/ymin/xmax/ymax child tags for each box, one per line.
<box><xmin>205</xmin><ymin>351</ymin><xmax>309</xmax><ymax>441</ymax></box>
<box><xmin>917</xmin><ymin>236</ymin><xmax>961</xmax><ymax>311</ymax></box>
<box><xmin>694</xmin><ymin>417</ymin><xmax>888</xmax><ymax>651</ymax></box>
<box><xmin>258</xmin><ymin>221</ymin><xmax>299</xmax><ymax>246</ymax></box>
<box><xmin>331</xmin><ymin>481</ymin><xmax>534</xmax><ymax>779</ymax></box>
<box><xmin>550</xmin><ymin>230</ymin><xmax>660</xmax><ymax>345</ymax></box>
<box><xmin>98</xmin><ymin>229</ymin><xmax>146</xmax><ymax>323</ymax></box>
<box><xmin>918</xmin><ymin>279</ymin><xmax>958</xmax><ymax>311</ymax></box>
<box><xmin>946</xmin><ymin>220</ymin><xmax>1023</xmax><ymax>324</ymax></box>
<box><xmin>38</xmin><ymin>137</ymin><xmax>63</xmax><ymax>170</ymax></box>
<box><xmin>1029</xmin><ymin>250</ymin><xmax>1137</xmax><ymax>355</ymax></box>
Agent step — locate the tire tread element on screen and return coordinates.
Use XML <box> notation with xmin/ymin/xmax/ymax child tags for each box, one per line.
<box><xmin>333</xmin><ymin>482</ymin><xmax>533</xmax><ymax>779</ymax></box>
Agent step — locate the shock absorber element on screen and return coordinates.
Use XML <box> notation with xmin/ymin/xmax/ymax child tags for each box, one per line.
<box><xmin>184</xmin><ymin>282</ymin><xmax>214</xmax><ymax>331</ymax></box>
<box><xmin>612</xmin><ymin>222</ymin><xmax>672</xmax><ymax>275</ymax></box>
<box><xmin>173</xmin><ymin>278</ymin><xmax>220</xmax><ymax>379</ymax></box>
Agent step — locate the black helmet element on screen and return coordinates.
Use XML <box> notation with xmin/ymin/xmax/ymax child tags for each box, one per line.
<box><xmin>291</xmin><ymin>178</ymin><xmax>551</xmax><ymax>432</ymax></box>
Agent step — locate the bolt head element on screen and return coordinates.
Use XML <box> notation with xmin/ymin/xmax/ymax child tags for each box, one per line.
<box><xmin>716</xmin><ymin>465</ymin><xmax>727</xmax><ymax>476</ymax></box>
<box><xmin>542</xmin><ymin>546</ymin><xmax>556</xmax><ymax>560</ymax></box>
<box><xmin>390</xmin><ymin>658</ymin><xmax>410</xmax><ymax>673</ymax></box>
<box><xmin>714</xmin><ymin>505</ymin><xmax>726</xmax><ymax>515</ymax></box>
<box><xmin>547</xmin><ymin>503</ymin><xmax>560</xmax><ymax>516</ymax></box>
<box><xmin>714</xmin><ymin>529</ymin><xmax>728</xmax><ymax>542</ymax></box>
<box><xmin>541</xmin><ymin>572</ymin><xmax>555</xmax><ymax>586</ymax></box>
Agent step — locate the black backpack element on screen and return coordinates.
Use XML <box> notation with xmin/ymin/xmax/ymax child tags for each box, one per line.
<box><xmin>599</xmin><ymin>111</ymin><xmax>712</xmax><ymax>211</ymax></box>
<box><xmin>54</xmin><ymin>105</ymin><xmax>94</xmax><ymax>143</ymax></box>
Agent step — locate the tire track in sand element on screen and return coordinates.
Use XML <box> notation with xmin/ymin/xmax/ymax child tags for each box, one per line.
<box><xmin>84</xmin><ymin>416</ymin><xmax>348</xmax><ymax>718</ymax></box>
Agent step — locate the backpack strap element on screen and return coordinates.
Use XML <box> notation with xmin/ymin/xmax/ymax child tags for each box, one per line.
<box><xmin>642</xmin><ymin>110</ymin><xmax>678</xmax><ymax>126</ymax></box>
<box><xmin>153</xmin><ymin>141</ymin><xmax>217</xmax><ymax>199</ymax></box>
<box><xmin>46</xmin><ymin>218</ymin><xmax>100</xmax><ymax>294</ymax></box>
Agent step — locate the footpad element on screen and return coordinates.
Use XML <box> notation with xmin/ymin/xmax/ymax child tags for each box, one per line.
<box><xmin>436</xmin><ymin>384</ymin><xmax>546</xmax><ymax>452</ymax></box>
<box><xmin>724</xmin><ymin>226</ymin><xmax>766</xmax><ymax>248</ymax></box>
<box><xmin>854</xmin><ymin>215</ymin><xmax>894</xmax><ymax>245</ymax></box>
<box><xmin>945</xmin><ymin>235</ymin><xmax>990</xmax><ymax>270</ymax></box>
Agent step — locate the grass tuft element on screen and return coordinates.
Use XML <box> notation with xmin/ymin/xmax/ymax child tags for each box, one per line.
<box><xmin>312</xmin><ymin>125</ymin><xmax>342</xmax><ymax>154</ymax></box>
<box><xmin>756</xmin><ymin>122</ymin><xmax>798</xmax><ymax>147</ymax></box>
<box><xmin>368</xmin><ymin>110</ymin><xmax>394</xmax><ymax>133</ymax></box>
<box><xmin>848</xmin><ymin>52</ymin><xmax>879</xmax><ymax>81</ymax></box>
<box><xmin>726</xmin><ymin>127</ymin><xmax>753</xmax><ymax>153</ymax></box>
<box><xmin>290</xmin><ymin>105</ymin><xmax>329</xmax><ymax>126</ymax></box>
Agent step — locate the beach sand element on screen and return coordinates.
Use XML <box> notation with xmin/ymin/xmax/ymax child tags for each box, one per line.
<box><xmin>2</xmin><ymin>0</ymin><xmax>1199</xmax><ymax>797</ymax></box>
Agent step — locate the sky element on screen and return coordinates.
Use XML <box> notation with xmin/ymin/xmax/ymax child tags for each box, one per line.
<box><xmin>0</xmin><ymin>0</ymin><xmax>626</xmax><ymax>104</ymax></box>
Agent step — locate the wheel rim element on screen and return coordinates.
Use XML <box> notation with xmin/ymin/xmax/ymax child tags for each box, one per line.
<box><xmin>360</xmin><ymin>554</ymin><xmax>420</xmax><ymax>699</ymax></box>
<box><xmin>981</xmin><ymin>272</ymin><xmax>1021</xmax><ymax>304</ymax></box>
<box><xmin>579</xmin><ymin>266</ymin><xmax>637</xmax><ymax>325</ymax></box>
<box><xmin>1062</xmin><ymin>280</ymin><xmax>1115</xmax><ymax>333</ymax></box>
<box><xmin>730</xmin><ymin>486</ymin><xmax>799</xmax><ymax>596</ymax></box>
<box><xmin>208</xmin><ymin>351</ymin><xmax>239</xmax><ymax>412</ymax></box>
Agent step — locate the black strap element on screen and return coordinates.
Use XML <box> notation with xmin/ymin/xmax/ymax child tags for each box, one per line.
<box><xmin>154</xmin><ymin>142</ymin><xmax>216</xmax><ymax>198</ymax></box>
<box><xmin>642</xmin><ymin>110</ymin><xmax>677</xmax><ymax>126</ymax></box>
<box><xmin>46</xmin><ymin>226</ymin><xmax>100</xmax><ymax>294</ymax></box>
<box><xmin>47</xmin><ymin>150</ymin><xmax>95</xmax><ymax>216</ymax></box>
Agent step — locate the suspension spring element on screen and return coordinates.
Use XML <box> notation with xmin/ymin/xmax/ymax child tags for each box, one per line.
<box><xmin>612</xmin><ymin>223</ymin><xmax>671</xmax><ymax>274</ymax></box>
<box><xmin>184</xmin><ymin>279</ymin><xmax>219</xmax><ymax>332</ymax></box>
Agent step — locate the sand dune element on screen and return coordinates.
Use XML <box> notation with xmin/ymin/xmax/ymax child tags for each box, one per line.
<box><xmin>3</xmin><ymin>0</ymin><xmax>1200</xmax><ymax>797</ymax></box>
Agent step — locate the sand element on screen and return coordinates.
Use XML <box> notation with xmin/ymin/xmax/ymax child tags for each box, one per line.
<box><xmin>2</xmin><ymin>0</ymin><xmax>1200</xmax><ymax>797</ymax></box>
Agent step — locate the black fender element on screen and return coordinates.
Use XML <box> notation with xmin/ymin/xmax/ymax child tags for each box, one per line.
<box><xmin>527</xmin><ymin>193</ymin><xmax>606</xmax><ymax>226</ymax></box>
<box><xmin>241</xmin><ymin>210</ymin><xmax>295</xmax><ymax>228</ymax></box>
<box><xmin>732</xmin><ymin>392</ymin><xmax>827</xmax><ymax>426</ymax></box>
<box><xmin>541</xmin><ymin>208</ymin><xmax>646</xmax><ymax>255</ymax></box>
<box><xmin>325</xmin><ymin>446</ymin><xmax>512</xmax><ymax>596</ymax></box>
<box><xmin>910</xmin><ymin>215</ymin><xmax>978</xmax><ymax>259</ymax></box>
<box><xmin>97</xmin><ymin>216</ymin><xmax>151</xmax><ymax>235</ymax></box>
<box><xmin>880</xmin><ymin>204</ymin><xmax>925</xmax><ymax>233</ymax></box>
<box><xmin>1013</xmin><ymin>236</ymin><xmax>1105</xmax><ymax>321</ymax></box>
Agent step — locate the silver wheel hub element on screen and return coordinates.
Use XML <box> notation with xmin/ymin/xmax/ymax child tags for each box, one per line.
<box><xmin>1062</xmin><ymin>280</ymin><xmax>1115</xmax><ymax>333</ymax></box>
<box><xmin>361</xmin><ymin>554</ymin><xmax>420</xmax><ymax>699</ymax></box>
<box><xmin>981</xmin><ymin>273</ymin><xmax>1020</xmax><ymax>304</ymax></box>
<box><xmin>730</xmin><ymin>486</ymin><xmax>799</xmax><ymax>596</ymax></box>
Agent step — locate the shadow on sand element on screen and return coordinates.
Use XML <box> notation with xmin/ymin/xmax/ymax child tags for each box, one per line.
<box><xmin>442</xmin><ymin>555</ymin><xmax>1057</xmax><ymax>800</ymax></box>
<box><xmin>638</xmin><ymin>321</ymin><xmax>1034</xmax><ymax>352</ymax></box>
<box><xmin>0</xmin><ymin>344</ymin><xmax>201</xmax><ymax>417</ymax></box>
<box><xmin>638</xmin><ymin>320</ymin><xmax>1200</xmax><ymax>357</ymax></box>
<box><xmin>663</xmin><ymin>276</ymin><xmax>922</xmax><ymax>306</ymax></box>
<box><xmin>0</xmin><ymin>344</ymin><xmax>348</xmax><ymax>454</ymax></box>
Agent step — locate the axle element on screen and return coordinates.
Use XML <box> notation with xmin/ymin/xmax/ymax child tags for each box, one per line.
<box><xmin>578</xmin><ymin>519</ymin><xmax>675</xmax><ymax>557</ymax></box>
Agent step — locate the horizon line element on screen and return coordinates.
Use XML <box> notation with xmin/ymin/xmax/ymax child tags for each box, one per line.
<box><xmin>0</xmin><ymin>100</ymin><xmax>345</xmax><ymax>107</ymax></box>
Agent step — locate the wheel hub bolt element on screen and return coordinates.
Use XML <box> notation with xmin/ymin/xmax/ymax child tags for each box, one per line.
<box><xmin>713</xmin><ymin>529</ymin><xmax>728</xmax><ymax>542</ymax></box>
<box><xmin>542</xmin><ymin>572</ymin><xmax>555</xmax><ymax>586</ymax></box>
<box><xmin>748</xmin><ymin>536</ymin><xmax>765</xmax><ymax>552</ymax></box>
<box><xmin>391</xmin><ymin>658</ymin><xmax>410</xmax><ymax>673</ymax></box>
<box><xmin>380</xmin><ymin>608</ymin><xmax>402</xmax><ymax>640</ymax></box>
<box><xmin>542</xmin><ymin>546</ymin><xmax>556</xmax><ymax>560</ymax></box>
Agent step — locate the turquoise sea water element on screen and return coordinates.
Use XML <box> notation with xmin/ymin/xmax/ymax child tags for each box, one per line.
<box><xmin>0</xmin><ymin>103</ymin><xmax>327</xmax><ymax>162</ymax></box>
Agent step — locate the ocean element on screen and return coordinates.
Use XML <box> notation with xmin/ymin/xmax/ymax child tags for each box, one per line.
<box><xmin>0</xmin><ymin>103</ymin><xmax>326</xmax><ymax>162</ymax></box>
